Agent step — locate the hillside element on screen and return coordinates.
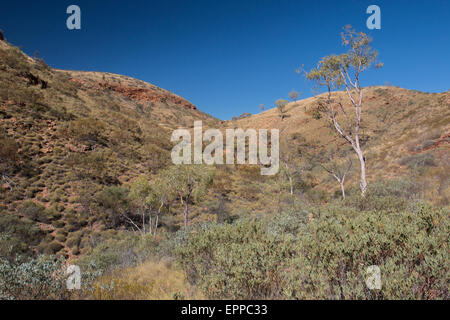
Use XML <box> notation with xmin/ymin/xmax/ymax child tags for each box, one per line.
<box><xmin>0</xmin><ymin>37</ymin><xmax>449</xmax><ymax>256</ymax></box>
<box><xmin>228</xmin><ymin>86</ymin><xmax>449</xmax><ymax>201</ymax></box>
<box><xmin>0</xmin><ymin>35</ymin><xmax>449</xmax><ymax>300</ymax></box>
<box><xmin>0</xmin><ymin>39</ymin><xmax>220</xmax><ymax>258</ymax></box>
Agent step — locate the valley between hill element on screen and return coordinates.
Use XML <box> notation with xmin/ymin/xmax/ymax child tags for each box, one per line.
<box><xmin>0</xmin><ymin>36</ymin><xmax>448</xmax><ymax>300</ymax></box>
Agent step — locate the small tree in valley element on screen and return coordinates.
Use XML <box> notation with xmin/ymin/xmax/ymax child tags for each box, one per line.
<box><xmin>315</xmin><ymin>146</ymin><xmax>353</xmax><ymax>200</ymax></box>
<box><xmin>275</xmin><ymin>99</ymin><xmax>288</xmax><ymax>120</ymax></box>
<box><xmin>164</xmin><ymin>165</ymin><xmax>213</xmax><ymax>229</ymax></box>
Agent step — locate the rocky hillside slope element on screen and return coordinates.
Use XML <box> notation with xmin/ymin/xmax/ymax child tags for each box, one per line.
<box><xmin>227</xmin><ymin>86</ymin><xmax>449</xmax><ymax>201</ymax></box>
<box><xmin>0</xmin><ymin>35</ymin><xmax>448</xmax><ymax>260</ymax></box>
<box><xmin>0</xmin><ymin>38</ymin><xmax>219</xmax><ymax>258</ymax></box>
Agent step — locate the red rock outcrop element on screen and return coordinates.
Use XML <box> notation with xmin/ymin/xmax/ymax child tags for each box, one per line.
<box><xmin>70</xmin><ymin>78</ymin><xmax>197</xmax><ymax>110</ymax></box>
<box><xmin>98</xmin><ymin>82</ymin><xmax>197</xmax><ymax>110</ymax></box>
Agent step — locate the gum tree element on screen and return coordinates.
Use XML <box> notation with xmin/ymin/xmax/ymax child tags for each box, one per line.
<box><xmin>316</xmin><ymin>147</ymin><xmax>353</xmax><ymax>200</ymax></box>
<box><xmin>303</xmin><ymin>26</ymin><xmax>382</xmax><ymax>196</ymax></box>
<box><xmin>289</xmin><ymin>90</ymin><xmax>301</xmax><ymax>102</ymax></box>
<box><xmin>164</xmin><ymin>165</ymin><xmax>213</xmax><ymax>229</ymax></box>
<box><xmin>129</xmin><ymin>175</ymin><xmax>174</xmax><ymax>236</ymax></box>
<box><xmin>280</xmin><ymin>134</ymin><xmax>313</xmax><ymax>195</ymax></box>
<box><xmin>275</xmin><ymin>99</ymin><xmax>288</xmax><ymax>120</ymax></box>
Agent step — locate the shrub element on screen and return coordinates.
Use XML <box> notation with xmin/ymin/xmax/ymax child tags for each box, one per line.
<box><xmin>66</xmin><ymin>234</ymin><xmax>82</xmax><ymax>249</ymax></box>
<box><xmin>345</xmin><ymin>178</ymin><xmax>422</xmax><ymax>212</ymax></box>
<box><xmin>53</xmin><ymin>220</ymin><xmax>65</xmax><ymax>228</ymax></box>
<box><xmin>66</xmin><ymin>151</ymin><xmax>108</xmax><ymax>182</ymax></box>
<box><xmin>44</xmin><ymin>241</ymin><xmax>64</xmax><ymax>255</ymax></box>
<box><xmin>175</xmin><ymin>220</ymin><xmax>295</xmax><ymax>299</ymax></box>
<box><xmin>0</xmin><ymin>213</ymin><xmax>43</xmax><ymax>252</ymax></box>
<box><xmin>176</xmin><ymin>203</ymin><xmax>449</xmax><ymax>300</ymax></box>
<box><xmin>65</xmin><ymin>210</ymin><xmax>88</xmax><ymax>232</ymax></box>
<box><xmin>284</xmin><ymin>204</ymin><xmax>449</xmax><ymax>299</ymax></box>
<box><xmin>0</xmin><ymin>47</ymin><xmax>30</xmax><ymax>73</ymax></box>
<box><xmin>19</xmin><ymin>201</ymin><xmax>62</xmax><ymax>224</ymax></box>
<box><xmin>0</xmin><ymin>255</ymin><xmax>99</xmax><ymax>300</ymax></box>
<box><xmin>19</xmin><ymin>201</ymin><xmax>45</xmax><ymax>221</ymax></box>
<box><xmin>399</xmin><ymin>153</ymin><xmax>437</xmax><ymax>170</ymax></box>
<box><xmin>66</xmin><ymin>118</ymin><xmax>107</xmax><ymax>148</ymax></box>
<box><xmin>0</xmin><ymin>233</ymin><xmax>30</xmax><ymax>261</ymax></box>
<box><xmin>75</xmin><ymin>232</ymin><xmax>158</xmax><ymax>274</ymax></box>
<box><xmin>55</xmin><ymin>233</ymin><xmax>67</xmax><ymax>242</ymax></box>
<box><xmin>0</xmin><ymin>255</ymin><xmax>68</xmax><ymax>300</ymax></box>
<box><xmin>95</xmin><ymin>185</ymin><xmax>130</xmax><ymax>228</ymax></box>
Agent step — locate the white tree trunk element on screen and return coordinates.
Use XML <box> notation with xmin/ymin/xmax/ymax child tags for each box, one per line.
<box><xmin>355</xmin><ymin>148</ymin><xmax>367</xmax><ymax>196</ymax></box>
<box><xmin>340</xmin><ymin>181</ymin><xmax>346</xmax><ymax>200</ymax></box>
<box><xmin>289</xmin><ymin>176</ymin><xmax>294</xmax><ymax>195</ymax></box>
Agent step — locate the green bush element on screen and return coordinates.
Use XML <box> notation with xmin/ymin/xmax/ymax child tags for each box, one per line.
<box><xmin>0</xmin><ymin>213</ymin><xmax>44</xmax><ymax>260</ymax></box>
<box><xmin>74</xmin><ymin>232</ymin><xmax>158</xmax><ymax>273</ymax></box>
<box><xmin>0</xmin><ymin>213</ymin><xmax>43</xmax><ymax>247</ymax></box>
<box><xmin>399</xmin><ymin>153</ymin><xmax>437</xmax><ymax>171</ymax></box>
<box><xmin>176</xmin><ymin>203</ymin><xmax>449</xmax><ymax>300</ymax></box>
<box><xmin>19</xmin><ymin>201</ymin><xmax>45</xmax><ymax>221</ymax></box>
<box><xmin>55</xmin><ymin>233</ymin><xmax>67</xmax><ymax>242</ymax></box>
<box><xmin>0</xmin><ymin>255</ymin><xmax>99</xmax><ymax>300</ymax></box>
<box><xmin>19</xmin><ymin>201</ymin><xmax>62</xmax><ymax>224</ymax></box>
<box><xmin>175</xmin><ymin>220</ymin><xmax>295</xmax><ymax>299</ymax></box>
<box><xmin>284</xmin><ymin>203</ymin><xmax>449</xmax><ymax>299</ymax></box>
<box><xmin>65</xmin><ymin>210</ymin><xmax>88</xmax><ymax>232</ymax></box>
<box><xmin>344</xmin><ymin>178</ymin><xmax>422</xmax><ymax>212</ymax></box>
<box><xmin>53</xmin><ymin>220</ymin><xmax>66</xmax><ymax>228</ymax></box>
<box><xmin>0</xmin><ymin>233</ymin><xmax>30</xmax><ymax>261</ymax></box>
<box><xmin>66</xmin><ymin>117</ymin><xmax>107</xmax><ymax>148</ymax></box>
<box><xmin>66</xmin><ymin>230</ymin><xmax>83</xmax><ymax>249</ymax></box>
<box><xmin>0</xmin><ymin>255</ymin><xmax>68</xmax><ymax>300</ymax></box>
<box><xmin>0</xmin><ymin>47</ymin><xmax>30</xmax><ymax>73</ymax></box>
<box><xmin>44</xmin><ymin>241</ymin><xmax>64</xmax><ymax>255</ymax></box>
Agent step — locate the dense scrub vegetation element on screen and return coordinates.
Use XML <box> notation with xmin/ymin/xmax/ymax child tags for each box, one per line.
<box><xmin>2</xmin><ymin>182</ymin><xmax>447</xmax><ymax>300</ymax></box>
<box><xmin>177</xmin><ymin>201</ymin><xmax>448</xmax><ymax>299</ymax></box>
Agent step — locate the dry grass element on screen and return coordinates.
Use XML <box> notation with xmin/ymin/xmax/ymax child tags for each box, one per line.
<box><xmin>91</xmin><ymin>259</ymin><xmax>203</xmax><ymax>300</ymax></box>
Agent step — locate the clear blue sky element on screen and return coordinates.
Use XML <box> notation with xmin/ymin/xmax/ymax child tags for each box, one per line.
<box><xmin>1</xmin><ymin>0</ymin><xmax>449</xmax><ymax>120</ymax></box>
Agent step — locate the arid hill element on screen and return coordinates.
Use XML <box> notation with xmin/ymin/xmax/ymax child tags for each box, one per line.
<box><xmin>0</xmin><ymin>37</ymin><xmax>448</xmax><ymax>261</ymax></box>
<box><xmin>228</xmin><ymin>86</ymin><xmax>449</xmax><ymax>192</ymax></box>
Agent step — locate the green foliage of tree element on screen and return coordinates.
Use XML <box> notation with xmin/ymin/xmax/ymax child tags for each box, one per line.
<box><xmin>96</xmin><ymin>186</ymin><xmax>130</xmax><ymax>229</ymax></box>
<box><xmin>128</xmin><ymin>175</ymin><xmax>172</xmax><ymax>235</ymax></box>
<box><xmin>162</xmin><ymin>165</ymin><xmax>214</xmax><ymax>229</ymax></box>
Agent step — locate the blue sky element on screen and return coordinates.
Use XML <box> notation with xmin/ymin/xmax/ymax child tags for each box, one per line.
<box><xmin>1</xmin><ymin>0</ymin><xmax>449</xmax><ymax>120</ymax></box>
